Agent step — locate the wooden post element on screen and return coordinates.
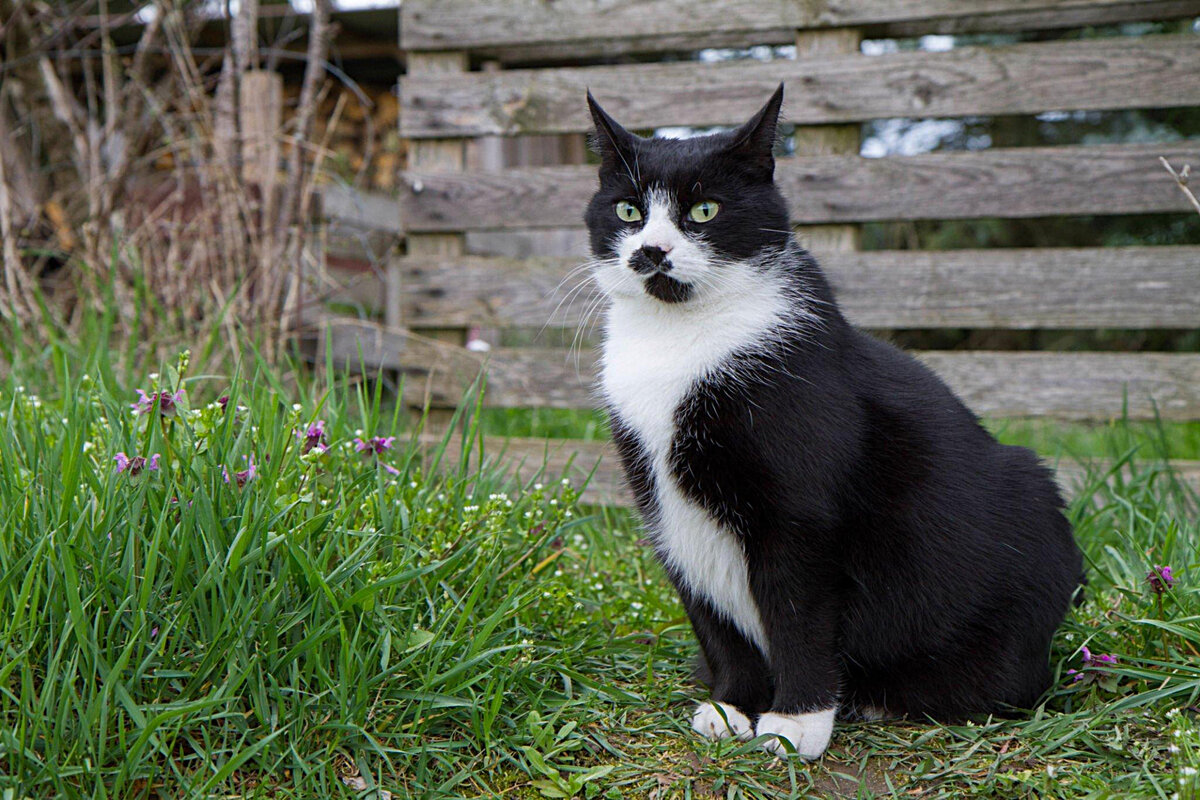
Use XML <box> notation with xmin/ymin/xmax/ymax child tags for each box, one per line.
<box><xmin>394</xmin><ymin>51</ymin><xmax>469</xmax><ymax>334</ymax></box>
<box><xmin>400</xmin><ymin>52</ymin><xmax>471</xmax><ymax>422</ymax></box>
<box><xmin>239</xmin><ymin>70</ymin><xmax>282</xmax><ymax>190</ymax></box>
<box><xmin>792</xmin><ymin>29</ymin><xmax>862</xmax><ymax>255</ymax></box>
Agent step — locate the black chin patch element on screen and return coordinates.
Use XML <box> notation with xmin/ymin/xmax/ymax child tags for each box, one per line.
<box><xmin>644</xmin><ymin>273</ymin><xmax>693</xmax><ymax>303</ymax></box>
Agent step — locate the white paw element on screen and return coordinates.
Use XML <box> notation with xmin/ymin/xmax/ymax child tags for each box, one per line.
<box><xmin>691</xmin><ymin>701</ymin><xmax>754</xmax><ymax>741</ymax></box>
<box><xmin>756</xmin><ymin>709</ymin><xmax>836</xmax><ymax>759</ymax></box>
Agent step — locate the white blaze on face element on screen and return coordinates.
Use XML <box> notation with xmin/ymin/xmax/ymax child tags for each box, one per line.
<box><xmin>595</xmin><ymin>189</ymin><xmax>715</xmax><ymax>301</ymax></box>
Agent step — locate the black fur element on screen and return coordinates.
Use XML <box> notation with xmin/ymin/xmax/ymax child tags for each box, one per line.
<box><xmin>587</xmin><ymin>86</ymin><xmax>1084</xmax><ymax>723</ymax></box>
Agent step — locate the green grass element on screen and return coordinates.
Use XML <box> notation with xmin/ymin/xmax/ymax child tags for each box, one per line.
<box><xmin>2</xmin><ymin>344</ymin><xmax>1199</xmax><ymax>799</ymax></box>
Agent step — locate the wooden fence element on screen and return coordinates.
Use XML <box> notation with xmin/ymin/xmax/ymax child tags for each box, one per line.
<box><xmin>323</xmin><ymin>0</ymin><xmax>1200</xmax><ymax>504</ymax></box>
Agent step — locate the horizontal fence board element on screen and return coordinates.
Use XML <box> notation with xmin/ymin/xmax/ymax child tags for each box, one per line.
<box><xmin>326</xmin><ymin>321</ymin><xmax>1200</xmax><ymax>419</ymax></box>
<box><xmin>402</xmin><ymin>0</ymin><xmax>1200</xmax><ymax>56</ymax></box>
<box><xmin>401</xmin><ymin>35</ymin><xmax>1200</xmax><ymax>137</ymax></box>
<box><xmin>469</xmin><ymin>350</ymin><xmax>1200</xmax><ymax>419</ymax></box>
<box><xmin>397</xmin><ymin>246</ymin><xmax>1200</xmax><ymax>330</ymax></box>
<box><xmin>445</xmin><ymin>3</ymin><xmax>1200</xmax><ymax>63</ymax></box>
<box><xmin>425</xmin><ymin>434</ymin><xmax>1200</xmax><ymax>507</ymax></box>
<box><xmin>322</xmin><ymin>184</ymin><xmax>401</xmax><ymax>234</ymax></box>
<box><xmin>400</xmin><ymin>142</ymin><xmax>1200</xmax><ymax>231</ymax></box>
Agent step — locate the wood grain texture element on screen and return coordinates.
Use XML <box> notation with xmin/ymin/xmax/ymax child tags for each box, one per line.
<box><xmin>447</xmin><ymin>2</ymin><xmax>1200</xmax><ymax>63</ymax></box>
<box><xmin>393</xmin><ymin>247</ymin><xmax>1200</xmax><ymax>330</ymax></box>
<box><xmin>420</xmin><ymin>434</ymin><xmax>1200</xmax><ymax>507</ymax></box>
<box><xmin>400</xmin><ymin>34</ymin><xmax>1200</xmax><ymax>137</ymax></box>
<box><xmin>399</xmin><ymin>141</ymin><xmax>1200</xmax><ymax>231</ymax></box>
<box><xmin>322</xmin><ymin>185</ymin><xmax>402</xmax><ymax>234</ymax></box>
<box><xmin>401</xmin><ymin>51</ymin><xmax>471</xmax><ymax>333</ymax></box>
<box><xmin>401</xmin><ymin>0</ymin><xmax>1200</xmax><ymax>54</ymax></box>
<box><xmin>336</xmin><ymin>323</ymin><xmax>1200</xmax><ymax>420</ymax></box>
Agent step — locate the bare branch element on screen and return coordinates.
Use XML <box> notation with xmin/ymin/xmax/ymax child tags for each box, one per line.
<box><xmin>1160</xmin><ymin>157</ymin><xmax>1200</xmax><ymax>217</ymax></box>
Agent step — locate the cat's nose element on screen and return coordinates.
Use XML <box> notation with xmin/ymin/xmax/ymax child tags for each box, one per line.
<box><xmin>639</xmin><ymin>245</ymin><xmax>670</xmax><ymax>267</ymax></box>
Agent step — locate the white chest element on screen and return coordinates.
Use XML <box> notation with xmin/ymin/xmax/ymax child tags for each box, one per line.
<box><xmin>601</xmin><ymin>295</ymin><xmax>785</xmax><ymax>655</ymax></box>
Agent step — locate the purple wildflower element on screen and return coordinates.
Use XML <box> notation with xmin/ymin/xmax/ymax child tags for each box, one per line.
<box><xmin>114</xmin><ymin>452</ymin><xmax>160</xmax><ymax>477</ymax></box>
<box><xmin>1067</xmin><ymin>645</ymin><xmax>1118</xmax><ymax>684</ymax></box>
<box><xmin>223</xmin><ymin>455</ymin><xmax>257</xmax><ymax>488</ymax></box>
<box><xmin>133</xmin><ymin>389</ymin><xmax>184</xmax><ymax>417</ymax></box>
<box><xmin>354</xmin><ymin>436</ymin><xmax>395</xmax><ymax>455</ymax></box>
<box><xmin>150</xmin><ymin>626</ymin><xmax>159</xmax><ymax>639</ymax></box>
<box><xmin>1148</xmin><ymin>565</ymin><xmax>1175</xmax><ymax>594</ymax></box>
<box><xmin>296</xmin><ymin>420</ymin><xmax>328</xmax><ymax>454</ymax></box>
<box><xmin>217</xmin><ymin>395</ymin><xmax>230</xmax><ymax>413</ymax></box>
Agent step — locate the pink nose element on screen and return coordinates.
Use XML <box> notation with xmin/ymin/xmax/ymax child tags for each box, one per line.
<box><xmin>645</xmin><ymin>241</ymin><xmax>673</xmax><ymax>253</ymax></box>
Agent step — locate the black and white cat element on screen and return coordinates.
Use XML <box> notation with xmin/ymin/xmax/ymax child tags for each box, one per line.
<box><xmin>584</xmin><ymin>85</ymin><xmax>1084</xmax><ymax>759</ymax></box>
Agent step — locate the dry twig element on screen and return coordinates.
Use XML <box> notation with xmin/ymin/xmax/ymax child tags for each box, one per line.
<box><xmin>1159</xmin><ymin>157</ymin><xmax>1200</xmax><ymax>217</ymax></box>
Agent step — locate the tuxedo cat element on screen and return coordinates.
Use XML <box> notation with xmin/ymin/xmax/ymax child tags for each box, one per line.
<box><xmin>584</xmin><ymin>85</ymin><xmax>1084</xmax><ymax>759</ymax></box>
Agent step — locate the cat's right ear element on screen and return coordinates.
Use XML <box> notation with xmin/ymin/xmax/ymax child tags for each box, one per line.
<box><xmin>587</xmin><ymin>91</ymin><xmax>637</xmax><ymax>173</ymax></box>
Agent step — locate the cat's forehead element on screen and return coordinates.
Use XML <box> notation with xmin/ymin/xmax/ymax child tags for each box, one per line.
<box><xmin>610</xmin><ymin>134</ymin><xmax>731</xmax><ymax>195</ymax></box>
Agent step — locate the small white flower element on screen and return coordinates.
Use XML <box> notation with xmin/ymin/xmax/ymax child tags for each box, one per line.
<box><xmin>1169</xmin><ymin>744</ymin><xmax>1181</xmax><ymax>754</ymax></box>
<box><xmin>82</xmin><ymin>441</ymin><xmax>94</xmax><ymax>453</ymax></box>
<box><xmin>554</xmin><ymin>569</ymin><xmax>563</xmax><ymax>577</ymax></box>
<box><xmin>355</xmin><ymin>429</ymin><xmax>364</xmax><ymax>436</ymax></box>
<box><xmin>148</xmin><ymin>373</ymin><xmax>159</xmax><ymax>381</ymax></box>
<box><xmin>561</xmin><ymin>478</ymin><xmax>570</xmax><ymax>486</ymax></box>
<box><xmin>631</xmin><ymin>602</ymin><xmax>643</xmax><ymax>610</ymax></box>
<box><xmin>1182</xmin><ymin>767</ymin><xmax>1197</xmax><ymax>777</ymax></box>
<box><xmin>1046</xmin><ymin>765</ymin><xmax>1057</xmax><ymax>778</ymax></box>
<box><xmin>409</xmin><ymin>481</ymin><xmax>418</xmax><ymax>488</ymax></box>
<box><xmin>534</xmin><ymin>483</ymin><xmax>543</xmax><ymax>490</ymax></box>
<box><xmin>593</xmin><ymin>583</ymin><xmax>603</xmax><ymax>591</ymax></box>
<box><xmin>1064</xmin><ymin>633</ymin><xmax>1074</xmax><ymax>641</ymax></box>
<box><xmin>292</xmin><ymin>403</ymin><xmax>302</xmax><ymax>411</ymax></box>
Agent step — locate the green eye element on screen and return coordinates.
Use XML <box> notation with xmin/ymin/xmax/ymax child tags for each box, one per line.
<box><xmin>615</xmin><ymin>201</ymin><xmax>642</xmax><ymax>222</ymax></box>
<box><xmin>689</xmin><ymin>201</ymin><xmax>720</xmax><ymax>223</ymax></box>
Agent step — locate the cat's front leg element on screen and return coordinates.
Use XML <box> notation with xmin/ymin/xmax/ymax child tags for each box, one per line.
<box><xmin>747</xmin><ymin>561</ymin><xmax>842</xmax><ymax>759</ymax></box>
<box><xmin>680</xmin><ymin>590</ymin><xmax>772</xmax><ymax>742</ymax></box>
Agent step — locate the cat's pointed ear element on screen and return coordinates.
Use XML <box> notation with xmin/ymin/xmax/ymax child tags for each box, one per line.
<box><xmin>725</xmin><ymin>83</ymin><xmax>785</xmax><ymax>177</ymax></box>
<box><xmin>587</xmin><ymin>90</ymin><xmax>637</xmax><ymax>172</ymax></box>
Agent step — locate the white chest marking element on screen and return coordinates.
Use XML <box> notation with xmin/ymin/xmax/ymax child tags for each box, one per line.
<box><xmin>602</xmin><ymin>280</ymin><xmax>787</xmax><ymax>656</ymax></box>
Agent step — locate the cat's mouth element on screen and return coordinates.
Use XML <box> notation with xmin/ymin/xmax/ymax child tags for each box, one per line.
<box><xmin>643</xmin><ymin>272</ymin><xmax>693</xmax><ymax>304</ymax></box>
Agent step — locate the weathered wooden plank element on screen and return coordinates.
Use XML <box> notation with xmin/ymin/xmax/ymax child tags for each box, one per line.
<box><xmin>396</xmin><ymin>247</ymin><xmax>1200</xmax><ymax>330</ymax></box>
<box><xmin>401</xmin><ymin>0</ymin><xmax>1200</xmax><ymax>56</ymax></box>
<box><xmin>452</xmin><ymin>350</ymin><xmax>1200</xmax><ymax>420</ymax></box>
<box><xmin>400</xmin><ymin>34</ymin><xmax>1200</xmax><ymax>137</ymax></box>
<box><xmin>448</xmin><ymin>2</ymin><xmax>1200</xmax><ymax>64</ymax></box>
<box><xmin>344</xmin><ymin>324</ymin><xmax>1200</xmax><ymax>419</ymax></box>
<box><xmin>322</xmin><ymin>184</ymin><xmax>402</xmax><ymax>234</ymax></box>
<box><xmin>422</xmin><ymin>433</ymin><xmax>1200</xmax><ymax>507</ymax></box>
<box><xmin>400</xmin><ymin>142</ymin><xmax>1200</xmax><ymax>231</ymax></box>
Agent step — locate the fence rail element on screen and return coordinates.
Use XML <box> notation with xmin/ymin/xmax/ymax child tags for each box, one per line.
<box><xmin>394</xmin><ymin>246</ymin><xmax>1200</xmax><ymax>330</ymax></box>
<box><xmin>401</xmin><ymin>0</ymin><xmax>1200</xmax><ymax>57</ymax></box>
<box><xmin>400</xmin><ymin>142</ymin><xmax>1200</xmax><ymax>231</ymax></box>
<box><xmin>400</xmin><ymin>34</ymin><xmax>1200</xmax><ymax>138</ymax></box>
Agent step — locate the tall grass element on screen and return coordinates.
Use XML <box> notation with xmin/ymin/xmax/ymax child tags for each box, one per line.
<box><xmin>1</xmin><ymin>340</ymin><xmax>1198</xmax><ymax>798</ymax></box>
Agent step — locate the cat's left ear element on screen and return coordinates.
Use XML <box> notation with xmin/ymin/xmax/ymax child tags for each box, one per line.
<box><xmin>725</xmin><ymin>83</ymin><xmax>785</xmax><ymax>177</ymax></box>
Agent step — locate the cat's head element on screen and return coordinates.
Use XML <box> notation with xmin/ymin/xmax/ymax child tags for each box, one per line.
<box><xmin>583</xmin><ymin>85</ymin><xmax>790</xmax><ymax>306</ymax></box>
